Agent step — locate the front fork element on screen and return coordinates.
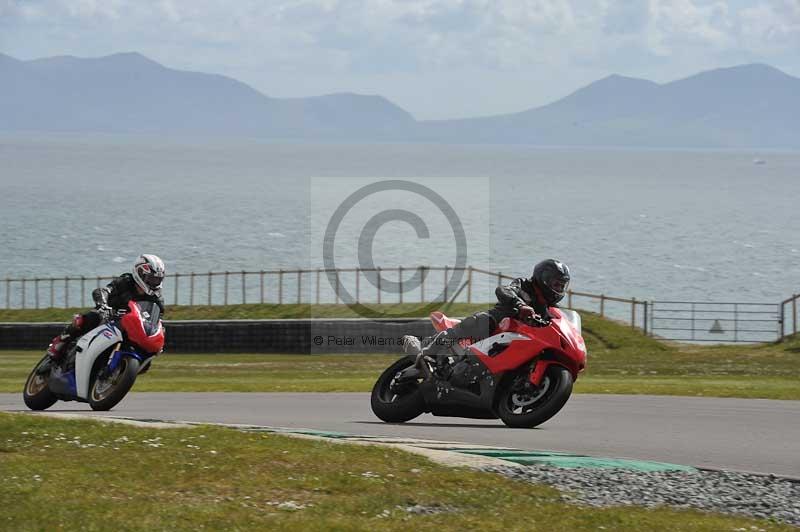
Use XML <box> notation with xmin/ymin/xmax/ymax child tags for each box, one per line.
<box><xmin>529</xmin><ymin>359</ymin><xmax>562</xmax><ymax>387</ymax></box>
<box><xmin>102</xmin><ymin>343</ymin><xmax>146</xmax><ymax>379</ymax></box>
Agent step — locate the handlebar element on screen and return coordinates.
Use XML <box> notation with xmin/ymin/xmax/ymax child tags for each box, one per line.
<box><xmin>523</xmin><ymin>315</ymin><xmax>551</xmax><ymax>328</ymax></box>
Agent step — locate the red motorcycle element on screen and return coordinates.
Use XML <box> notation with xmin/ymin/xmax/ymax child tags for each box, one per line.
<box><xmin>371</xmin><ymin>308</ymin><xmax>587</xmax><ymax>428</ymax></box>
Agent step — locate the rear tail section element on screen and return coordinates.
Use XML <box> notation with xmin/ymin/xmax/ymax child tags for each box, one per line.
<box><xmin>430</xmin><ymin>311</ymin><xmax>462</xmax><ymax>332</ymax></box>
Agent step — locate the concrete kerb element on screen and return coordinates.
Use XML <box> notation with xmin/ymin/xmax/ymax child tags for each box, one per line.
<box><xmin>12</xmin><ymin>412</ymin><xmax>695</xmax><ymax>473</ymax></box>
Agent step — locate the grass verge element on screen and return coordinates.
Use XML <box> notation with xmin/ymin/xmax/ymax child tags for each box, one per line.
<box><xmin>2</xmin><ymin>346</ymin><xmax>797</xmax><ymax>399</ymax></box>
<box><xmin>0</xmin><ymin>413</ymin><xmax>791</xmax><ymax>531</ymax></box>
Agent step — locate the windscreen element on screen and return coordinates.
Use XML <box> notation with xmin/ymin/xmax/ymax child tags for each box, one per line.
<box><xmin>559</xmin><ymin>309</ymin><xmax>582</xmax><ymax>335</ymax></box>
<box><xmin>134</xmin><ymin>300</ymin><xmax>161</xmax><ymax>336</ymax></box>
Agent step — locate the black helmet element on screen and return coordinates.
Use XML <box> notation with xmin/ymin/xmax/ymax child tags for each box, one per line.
<box><xmin>532</xmin><ymin>259</ymin><xmax>571</xmax><ymax>306</ymax></box>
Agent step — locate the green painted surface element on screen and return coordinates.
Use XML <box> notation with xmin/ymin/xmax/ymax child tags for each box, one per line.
<box><xmin>452</xmin><ymin>449</ymin><xmax>696</xmax><ymax>472</ymax></box>
<box><xmin>236</xmin><ymin>426</ymin><xmax>697</xmax><ymax>472</ymax></box>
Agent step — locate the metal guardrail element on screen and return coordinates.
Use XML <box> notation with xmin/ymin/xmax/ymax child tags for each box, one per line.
<box><xmin>0</xmin><ymin>266</ymin><xmax>795</xmax><ymax>343</ymax></box>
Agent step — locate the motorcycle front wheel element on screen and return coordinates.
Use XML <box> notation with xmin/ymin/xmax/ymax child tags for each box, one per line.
<box><xmin>371</xmin><ymin>356</ymin><xmax>426</xmax><ymax>423</ymax></box>
<box><xmin>23</xmin><ymin>355</ymin><xmax>58</xmax><ymax>411</ymax></box>
<box><xmin>89</xmin><ymin>357</ymin><xmax>140</xmax><ymax>411</ymax></box>
<box><xmin>496</xmin><ymin>365</ymin><xmax>573</xmax><ymax>428</ymax></box>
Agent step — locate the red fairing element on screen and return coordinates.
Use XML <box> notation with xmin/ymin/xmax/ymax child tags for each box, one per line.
<box><xmin>120</xmin><ymin>300</ymin><xmax>165</xmax><ymax>354</ymax></box>
<box><xmin>447</xmin><ymin>309</ymin><xmax>587</xmax><ymax>381</ymax></box>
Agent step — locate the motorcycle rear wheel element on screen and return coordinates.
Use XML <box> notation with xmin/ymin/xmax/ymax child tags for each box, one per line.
<box><xmin>23</xmin><ymin>355</ymin><xmax>58</xmax><ymax>411</ymax></box>
<box><xmin>371</xmin><ymin>356</ymin><xmax>426</xmax><ymax>423</ymax></box>
<box><xmin>89</xmin><ymin>357</ymin><xmax>140</xmax><ymax>411</ymax></box>
<box><xmin>496</xmin><ymin>365</ymin><xmax>573</xmax><ymax>428</ymax></box>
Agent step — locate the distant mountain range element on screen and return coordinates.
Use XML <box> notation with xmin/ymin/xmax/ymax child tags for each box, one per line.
<box><xmin>2</xmin><ymin>52</ymin><xmax>798</xmax><ymax>148</ymax></box>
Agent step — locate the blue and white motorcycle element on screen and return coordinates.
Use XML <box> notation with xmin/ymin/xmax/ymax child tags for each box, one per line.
<box><xmin>23</xmin><ymin>300</ymin><xmax>165</xmax><ymax>411</ymax></box>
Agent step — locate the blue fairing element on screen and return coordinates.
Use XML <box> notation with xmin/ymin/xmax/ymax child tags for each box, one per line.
<box><xmin>107</xmin><ymin>350</ymin><xmax>143</xmax><ymax>374</ymax></box>
<box><xmin>67</xmin><ymin>371</ymin><xmax>77</xmax><ymax>396</ymax></box>
<box><xmin>49</xmin><ymin>368</ymin><xmax>78</xmax><ymax>397</ymax></box>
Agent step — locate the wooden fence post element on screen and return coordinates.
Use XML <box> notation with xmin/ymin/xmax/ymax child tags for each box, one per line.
<box><xmin>643</xmin><ymin>301</ymin><xmax>648</xmax><ymax>335</ymax></box>
<box><xmin>296</xmin><ymin>270</ymin><xmax>302</xmax><ymax>304</ymax></box>
<box><xmin>224</xmin><ymin>272</ymin><xmax>229</xmax><ymax>306</ymax></box>
<box><xmin>376</xmin><ymin>267</ymin><xmax>381</xmax><ymax>305</ymax></box>
<box><xmin>80</xmin><ymin>276</ymin><xmax>85</xmax><ymax>308</ymax></box>
<box><xmin>278</xmin><ymin>269</ymin><xmax>284</xmax><ymax>305</ymax></box>
<box><xmin>631</xmin><ymin>297</ymin><xmax>636</xmax><ymax>327</ymax></box>
<box><xmin>260</xmin><ymin>271</ymin><xmax>265</xmax><ymax>304</ymax></box>
<box><xmin>600</xmin><ymin>294</ymin><xmax>605</xmax><ymax>317</ymax></box>
<box><xmin>398</xmin><ymin>266</ymin><xmax>403</xmax><ymax>304</ymax></box>
<box><xmin>355</xmin><ymin>268</ymin><xmax>361</xmax><ymax>303</ymax></box>
<box><xmin>241</xmin><ymin>270</ymin><xmax>246</xmax><ymax>304</ymax></box>
<box><xmin>207</xmin><ymin>272</ymin><xmax>212</xmax><ymax>306</ymax></box>
<box><xmin>420</xmin><ymin>267</ymin><xmax>425</xmax><ymax>302</ymax></box>
<box><xmin>793</xmin><ymin>295</ymin><xmax>797</xmax><ymax>336</ymax></box>
<box><xmin>315</xmin><ymin>269</ymin><xmax>321</xmax><ymax>305</ymax></box>
<box><xmin>174</xmin><ymin>274</ymin><xmax>179</xmax><ymax>306</ymax></box>
<box><xmin>467</xmin><ymin>266</ymin><xmax>473</xmax><ymax>304</ymax></box>
<box><xmin>567</xmin><ymin>290</ymin><xmax>573</xmax><ymax>309</ymax></box>
<box><xmin>64</xmin><ymin>277</ymin><xmax>69</xmax><ymax>308</ymax></box>
<box><xmin>443</xmin><ymin>266</ymin><xmax>449</xmax><ymax>302</ymax></box>
<box><xmin>334</xmin><ymin>270</ymin><xmax>339</xmax><ymax>304</ymax></box>
<box><xmin>49</xmin><ymin>279</ymin><xmax>54</xmax><ymax>309</ymax></box>
<box><xmin>35</xmin><ymin>278</ymin><xmax>40</xmax><ymax>309</ymax></box>
<box><xmin>21</xmin><ymin>279</ymin><xmax>26</xmax><ymax>309</ymax></box>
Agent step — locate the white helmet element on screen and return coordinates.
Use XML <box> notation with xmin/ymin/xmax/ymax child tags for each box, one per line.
<box><xmin>132</xmin><ymin>254</ymin><xmax>166</xmax><ymax>295</ymax></box>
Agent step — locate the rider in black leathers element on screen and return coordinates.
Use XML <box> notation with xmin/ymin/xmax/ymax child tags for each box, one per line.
<box><xmin>404</xmin><ymin>259</ymin><xmax>571</xmax><ymax>359</ymax></box>
<box><xmin>46</xmin><ymin>255</ymin><xmax>166</xmax><ymax>360</ymax></box>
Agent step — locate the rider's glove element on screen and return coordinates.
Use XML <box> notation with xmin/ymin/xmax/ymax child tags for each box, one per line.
<box><xmin>518</xmin><ymin>305</ymin><xmax>537</xmax><ymax>322</ymax></box>
<box><xmin>96</xmin><ymin>305</ymin><xmax>112</xmax><ymax>321</ymax></box>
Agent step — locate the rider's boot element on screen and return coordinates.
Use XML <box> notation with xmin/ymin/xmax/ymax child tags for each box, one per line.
<box><xmin>402</xmin><ymin>335</ymin><xmax>422</xmax><ymax>356</ymax></box>
<box><xmin>46</xmin><ymin>334</ymin><xmax>70</xmax><ymax>361</ymax></box>
<box><xmin>404</xmin><ymin>332</ymin><xmax>454</xmax><ymax>376</ymax></box>
<box><xmin>47</xmin><ymin>315</ymin><xmax>84</xmax><ymax>361</ymax></box>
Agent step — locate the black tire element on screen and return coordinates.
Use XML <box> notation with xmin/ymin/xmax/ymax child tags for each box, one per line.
<box><xmin>23</xmin><ymin>355</ymin><xmax>58</xmax><ymax>411</ymax></box>
<box><xmin>89</xmin><ymin>357</ymin><xmax>140</xmax><ymax>411</ymax></box>
<box><xmin>371</xmin><ymin>356</ymin><xmax>426</xmax><ymax>423</ymax></box>
<box><xmin>496</xmin><ymin>365</ymin><xmax>573</xmax><ymax>429</ymax></box>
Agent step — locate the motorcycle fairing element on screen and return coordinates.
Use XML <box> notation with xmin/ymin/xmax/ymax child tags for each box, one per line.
<box><xmin>72</xmin><ymin>323</ymin><xmax>123</xmax><ymax>399</ymax></box>
<box><xmin>121</xmin><ymin>300</ymin><xmax>165</xmax><ymax>354</ymax></box>
<box><xmin>47</xmin><ymin>365</ymin><xmax>78</xmax><ymax>397</ymax></box>
<box><xmin>469</xmin><ymin>332</ymin><xmax>531</xmax><ymax>357</ymax></box>
<box><xmin>550</xmin><ymin>308</ymin><xmax>587</xmax><ymax>357</ymax></box>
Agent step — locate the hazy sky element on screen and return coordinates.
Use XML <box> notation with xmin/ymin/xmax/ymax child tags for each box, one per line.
<box><xmin>2</xmin><ymin>0</ymin><xmax>799</xmax><ymax>119</ymax></box>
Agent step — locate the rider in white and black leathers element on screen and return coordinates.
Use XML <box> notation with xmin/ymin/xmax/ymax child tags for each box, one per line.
<box><xmin>404</xmin><ymin>259</ymin><xmax>571</xmax><ymax>359</ymax></box>
<box><xmin>46</xmin><ymin>255</ymin><xmax>166</xmax><ymax>361</ymax></box>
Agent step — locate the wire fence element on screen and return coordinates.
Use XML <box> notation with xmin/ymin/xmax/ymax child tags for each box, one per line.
<box><xmin>649</xmin><ymin>301</ymin><xmax>781</xmax><ymax>343</ymax></box>
<box><xmin>0</xmin><ymin>266</ymin><xmax>796</xmax><ymax>343</ymax></box>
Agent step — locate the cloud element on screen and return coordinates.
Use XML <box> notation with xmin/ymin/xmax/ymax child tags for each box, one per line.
<box><xmin>1</xmin><ymin>0</ymin><xmax>799</xmax><ymax>118</ymax></box>
<box><xmin>738</xmin><ymin>0</ymin><xmax>800</xmax><ymax>53</ymax></box>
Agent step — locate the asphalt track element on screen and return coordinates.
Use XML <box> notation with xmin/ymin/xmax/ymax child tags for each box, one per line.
<box><xmin>2</xmin><ymin>393</ymin><xmax>798</xmax><ymax>478</ymax></box>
